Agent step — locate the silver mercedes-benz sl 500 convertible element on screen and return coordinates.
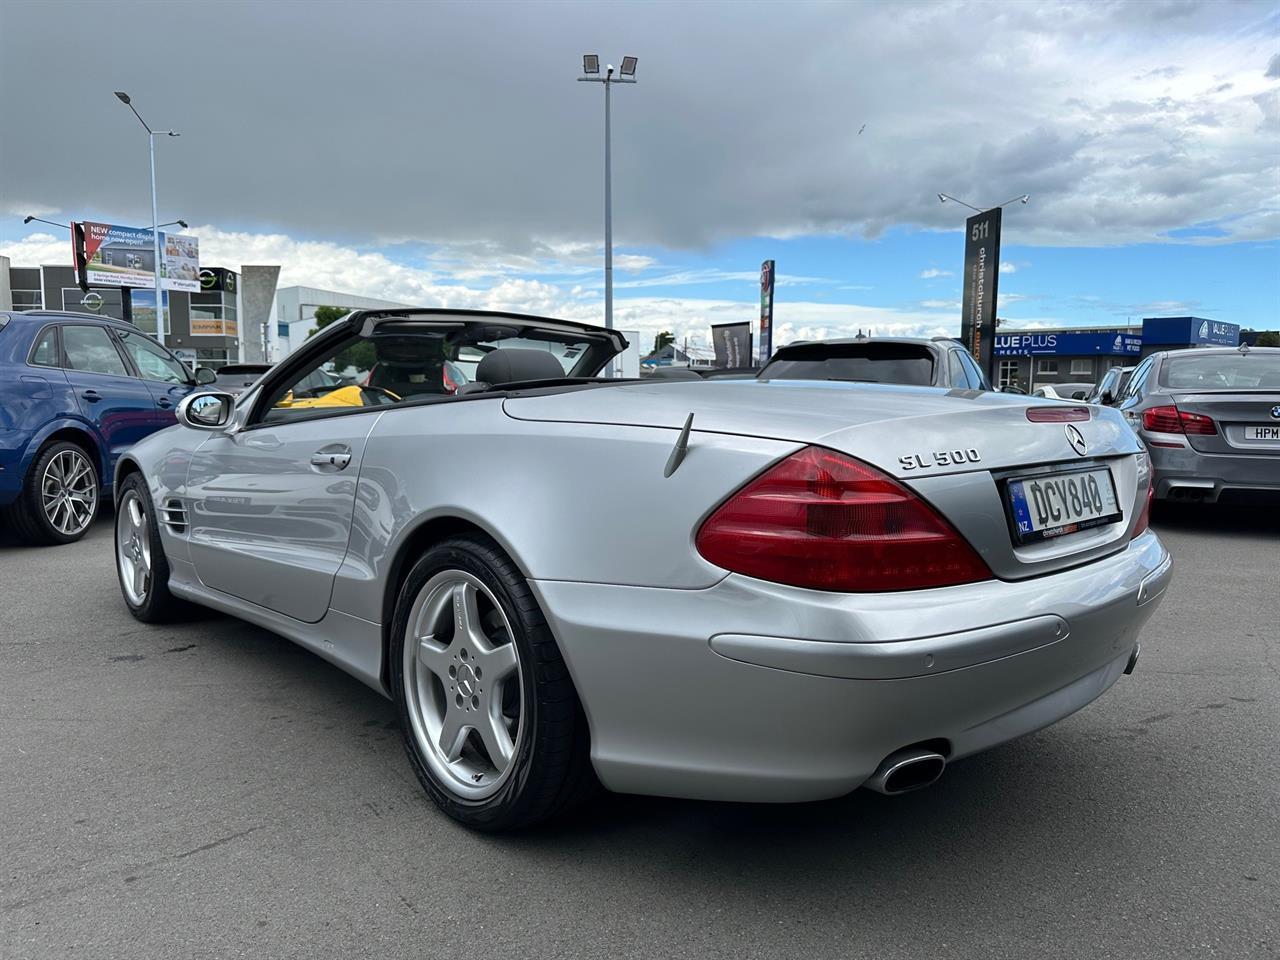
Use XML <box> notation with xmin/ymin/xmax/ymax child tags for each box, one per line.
<box><xmin>113</xmin><ymin>309</ymin><xmax>1172</xmax><ymax>830</ymax></box>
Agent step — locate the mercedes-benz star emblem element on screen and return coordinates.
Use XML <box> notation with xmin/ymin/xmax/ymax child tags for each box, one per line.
<box><xmin>1271</xmin><ymin>405</ymin><xmax>1280</xmax><ymax>421</ymax></box>
<box><xmin>1065</xmin><ymin>423</ymin><xmax>1087</xmax><ymax>456</ymax></box>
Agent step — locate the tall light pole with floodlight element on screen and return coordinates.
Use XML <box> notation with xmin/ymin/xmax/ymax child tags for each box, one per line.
<box><xmin>578</xmin><ymin>54</ymin><xmax>637</xmax><ymax>360</ymax></box>
<box><xmin>114</xmin><ymin>91</ymin><xmax>179</xmax><ymax>346</ymax></box>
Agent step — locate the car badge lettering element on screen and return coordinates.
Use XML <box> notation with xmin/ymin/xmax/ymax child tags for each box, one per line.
<box><xmin>1065</xmin><ymin>424</ymin><xmax>1087</xmax><ymax>456</ymax></box>
<box><xmin>898</xmin><ymin>448</ymin><xmax>982</xmax><ymax>470</ymax></box>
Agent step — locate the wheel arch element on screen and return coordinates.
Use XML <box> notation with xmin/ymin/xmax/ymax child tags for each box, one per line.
<box><xmin>377</xmin><ymin>513</ymin><xmax>528</xmax><ymax>695</ymax></box>
<box><xmin>113</xmin><ymin>455</ymin><xmax>145</xmax><ymax>506</ymax></box>
<box><xmin>28</xmin><ymin>423</ymin><xmax>105</xmax><ymax>490</ymax></box>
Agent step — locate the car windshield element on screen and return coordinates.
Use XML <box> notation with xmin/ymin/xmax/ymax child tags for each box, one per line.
<box><xmin>760</xmin><ymin>343</ymin><xmax>935</xmax><ymax>385</ymax></box>
<box><xmin>1160</xmin><ymin>353</ymin><xmax>1280</xmax><ymax>390</ymax></box>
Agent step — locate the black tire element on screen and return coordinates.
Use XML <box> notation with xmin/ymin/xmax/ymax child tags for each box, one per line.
<box><xmin>389</xmin><ymin>534</ymin><xmax>595</xmax><ymax>831</ymax></box>
<box><xmin>115</xmin><ymin>472</ymin><xmax>190</xmax><ymax>623</ymax></box>
<box><xmin>3</xmin><ymin>440</ymin><xmax>100</xmax><ymax>545</ymax></box>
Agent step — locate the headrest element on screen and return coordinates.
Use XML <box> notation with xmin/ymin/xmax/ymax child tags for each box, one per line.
<box><xmin>476</xmin><ymin>348</ymin><xmax>566</xmax><ymax>385</ymax></box>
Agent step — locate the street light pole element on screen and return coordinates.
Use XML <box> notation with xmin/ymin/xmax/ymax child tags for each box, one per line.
<box><xmin>579</xmin><ymin>55</ymin><xmax>637</xmax><ymax>375</ymax></box>
<box><xmin>115</xmin><ymin>92</ymin><xmax>179</xmax><ymax>347</ymax></box>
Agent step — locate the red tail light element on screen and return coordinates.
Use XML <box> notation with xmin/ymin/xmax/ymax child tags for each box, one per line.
<box><xmin>1142</xmin><ymin>405</ymin><xmax>1216</xmax><ymax>435</ymax></box>
<box><xmin>1133</xmin><ymin>482</ymin><xmax>1154</xmax><ymax>537</ymax></box>
<box><xmin>695</xmin><ymin>447</ymin><xmax>992</xmax><ymax>592</ymax></box>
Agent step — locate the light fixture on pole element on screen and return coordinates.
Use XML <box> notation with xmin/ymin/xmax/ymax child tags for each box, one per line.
<box><xmin>114</xmin><ymin>91</ymin><xmax>180</xmax><ymax>346</ymax></box>
<box><xmin>578</xmin><ymin>54</ymin><xmax>638</xmax><ymax>374</ymax></box>
<box><xmin>23</xmin><ymin>216</ymin><xmax>186</xmax><ymax>230</ymax></box>
<box><xmin>937</xmin><ymin>192</ymin><xmax>1030</xmax><ymax>214</ymax></box>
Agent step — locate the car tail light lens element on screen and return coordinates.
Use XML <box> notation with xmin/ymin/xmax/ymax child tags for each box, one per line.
<box><xmin>1142</xmin><ymin>405</ymin><xmax>1217</xmax><ymax>435</ymax></box>
<box><xmin>1133</xmin><ymin>480</ymin><xmax>1154</xmax><ymax>537</ymax></box>
<box><xmin>695</xmin><ymin>447</ymin><xmax>992</xmax><ymax>592</ymax></box>
<box><xmin>1026</xmin><ymin>406</ymin><xmax>1090</xmax><ymax>422</ymax></box>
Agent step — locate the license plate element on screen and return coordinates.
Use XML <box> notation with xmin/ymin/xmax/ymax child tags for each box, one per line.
<box><xmin>1245</xmin><ymin>425</ymin><xmax>1280</xmax><ymax>441</ymax></box>
<box><xmin>1006</xmin><ymin>467</ymin><xmax>1121</xmax><ymax>544</ymax></box>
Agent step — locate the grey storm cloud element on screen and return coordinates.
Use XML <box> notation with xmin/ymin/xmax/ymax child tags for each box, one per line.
<box><xmin>1</xmin><ymin>0</ymin><xmax>1276</xmax><ymax>252</ymax></box>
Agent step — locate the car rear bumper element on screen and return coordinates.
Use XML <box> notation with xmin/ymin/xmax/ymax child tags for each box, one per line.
<box><xmin>532</xmin><ymin>532</ymin><xmax>1171</xmax><ymax>803</ymax></box>
<box><xmin>1147</xmin><ymin>443</ymin><xmax>1280</xmax><ymax>502</ymax></box>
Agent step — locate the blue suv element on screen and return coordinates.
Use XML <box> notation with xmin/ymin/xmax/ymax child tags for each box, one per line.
<box><xmin>0</xmin><ymin>311</ymin><xmax>213</xmax><ymax>544</ymax></box>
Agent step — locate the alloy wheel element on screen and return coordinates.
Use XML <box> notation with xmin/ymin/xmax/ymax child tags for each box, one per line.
<box><xmin>402</xmin><ymin>570</ymin><xmax>525</xmax><ymax>800</ymax></box>
<box><xmin>116</xmin><ymin>491</ymin><xmax>151</xmax><ymax>605</ymax></box>
<box><xmin>41</xmin><ymin>449</ymin><xmax>97</xmax><ymax>537</ymax></box>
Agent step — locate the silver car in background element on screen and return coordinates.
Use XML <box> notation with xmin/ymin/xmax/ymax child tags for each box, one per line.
<box><xmin>112</xmin><ymin>309</ymin><xmax>1171</xmax><ymax>830</ymax></box>
<box><xmin>1116</xmin><ymin>346</ymin><xmax>1280</xmax><ymax>503</ymax></box>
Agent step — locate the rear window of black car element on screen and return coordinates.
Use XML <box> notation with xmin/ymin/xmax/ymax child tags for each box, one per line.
<box><xmin>1160</xmin><ymin>353</ymin><xmax>1280</xmax><ymax>390</ymax></box>
<box><xmin>760</xmin><ymin>343</ymin><xmax>935</xmax><ymax>386</ymax></box>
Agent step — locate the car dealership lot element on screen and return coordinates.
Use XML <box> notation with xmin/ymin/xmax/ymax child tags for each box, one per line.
<box><xmin>2</xmin><ymin>510</ymin><xmax>1276</xmax><ymax>959</ymax></box>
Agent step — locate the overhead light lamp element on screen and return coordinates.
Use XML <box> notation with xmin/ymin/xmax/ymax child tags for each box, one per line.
<box><xmin>620</xmin><ymin>56</ymin><xmax>638</xmax><ymax>77</ymax></box>
<box><xmin>113</xmin><ymin>91</ymin><xmax>131</xmax><ymax>105</ymax></box>
<box><xmin>582</xmin><ymin>54</ymin><xmax>599</xmax><ymax>75</ymax></box>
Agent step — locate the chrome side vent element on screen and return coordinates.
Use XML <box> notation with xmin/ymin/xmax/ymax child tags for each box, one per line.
<box><xmin>161</xmin><ymin>498</ymin><xmax>188</xmax><ymax>534</ymax></box>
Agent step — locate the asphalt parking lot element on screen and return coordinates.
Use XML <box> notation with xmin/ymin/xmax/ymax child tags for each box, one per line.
<box><xmin>2</xmin><ymin>506</ymin><xmax>1277</xmax><ymax>960</ymax></box>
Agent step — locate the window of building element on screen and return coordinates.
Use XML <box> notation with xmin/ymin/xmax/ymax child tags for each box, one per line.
<box><xmin>195</xmin><ymin>348</ymin><xmax>239</xmax><ymax>370</ymax></box>
<box><xmin>128</xmin><ymin>289</ymin><xmax>171</xmax><ymax>335</ymax></box>
<box><xmin>1036</xmin><ymin>359</ymin><xmax>1058</xmax><ymax>374</ymax></box>
<box><xmin>11</xmin><ymin>289</ymin><xmax>43</xmax><ymax>311</ymax></box>
<box><xmin>1070</xmin><ymin>359</ymin><xmax>1092</xmax><ymax>376</ymax></box>
<box><xmin>998</xmin><ymin>359</ymin><xmax>1020</xmax><ymax>388</ymax></box>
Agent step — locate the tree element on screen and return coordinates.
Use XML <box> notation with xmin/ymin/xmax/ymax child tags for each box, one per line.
<box><xmin>653</xmin><ymin>330</ymin><xmax>674</xmax><ymax>352</ymax></box>
<box><xmin>309</xmin><ymin>305</ymin><xmax>374</xmax><ymax>373</ymax></box>
<box><xmin>1255</xmin><ymin>331</ymin><xmax>1280</xmax><ymax>347</ymax></box>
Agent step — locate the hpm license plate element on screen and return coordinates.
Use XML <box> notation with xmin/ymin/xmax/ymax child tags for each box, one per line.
<box><xmin>1007</xmin><ymin>466</ymin><xmax>1121</xmax><ymax>544</ymax></box>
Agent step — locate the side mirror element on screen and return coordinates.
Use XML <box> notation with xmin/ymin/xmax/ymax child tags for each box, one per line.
<box><xmin>177</xmin><ymin>391</ymin><xmax>234</xmax><ymax>430</ymax></box>
<box><xmin>1100</xmin><ymin>390</ymin><xmax>1114</xmax><ymax>405</ymax></box>
<box><xmin>194</xmin><ymin>366</ymin><xmax>217</xmax><ymax>385</ymax></box>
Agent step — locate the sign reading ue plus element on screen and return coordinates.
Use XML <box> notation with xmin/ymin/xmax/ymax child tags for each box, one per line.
<box><xmin>960</xmin><ymin>208</ymin><xmax>1002</xmax><ymax>380</ymax></box>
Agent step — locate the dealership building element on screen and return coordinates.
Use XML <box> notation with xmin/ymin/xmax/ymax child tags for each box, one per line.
<box><xmin>0</xmin><ymin>260</ymin><xmax>243</xmax><ymax>369</ymax></box>
<box><xmin>993</xmin><ymin>316</ymin><xmax>1242</xmax><ymax>390</ymax></box>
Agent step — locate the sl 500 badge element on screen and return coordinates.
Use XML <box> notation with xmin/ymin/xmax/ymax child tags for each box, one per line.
<box><xmin>898</xmin><ymin>448</ymin><xmax>982</xmax><ymax>470</ymax></box>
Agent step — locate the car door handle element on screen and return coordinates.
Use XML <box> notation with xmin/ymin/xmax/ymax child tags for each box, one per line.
<box><xmin>156</xmin><ymin>397</ymin><xmax>174</xmax><ymax>409</ymax></box>
<box><xmin>311</xmin><ymin>451</ymin><xmax>352</xmax><ymax>470</ymax></box>
<box><xmin>82</xmin><ymin>389</ymin><xmax>102</xmax><ymax>402</ymax></box>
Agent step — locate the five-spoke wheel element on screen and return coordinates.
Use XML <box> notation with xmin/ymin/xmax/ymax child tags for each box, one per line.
<box><xmin>390</xmin><ymin>535</ymin><xmax>594</xmax><ymax>830</ymax></box>
<box><xmin>403</xmin><ymin>572</ymin><xmax>524</xmax><ymax>799</ymax></box>
<box><xmin>116</xmin><ymin>489</ymin><xmax>152</xmax><ymax>606</ymax></box>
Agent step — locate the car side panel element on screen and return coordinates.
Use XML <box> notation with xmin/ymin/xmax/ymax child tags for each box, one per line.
<box><xmin>326</xmin><ymin>399</ymin><xmax>802</xmax><ymax>624</ymax></box>
<box><xmin>0</xmin><ymin>361</ymin><xmax>105</xmax><ymax>505</ymax></box>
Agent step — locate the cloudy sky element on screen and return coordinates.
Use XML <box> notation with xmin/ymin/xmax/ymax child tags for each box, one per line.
<box><xmin>1</xmin><ymin>0</ymin><xmax>1276</xmax><ymax>348</ymax></box>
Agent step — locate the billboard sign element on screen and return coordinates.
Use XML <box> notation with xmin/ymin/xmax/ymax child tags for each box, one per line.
<box><xmin>994</xmin><ymin>331</ymin><xmax>1142</xmax><ymax>357</ymax></box>
<box><xmin>73</xmin><ymin>221</ymin><xmax>200</xmax><ymax>292</ymax></box>
<box><xmin>199</xmin><ymin>266</ymin><xmax>238</xmax><ymax>294</ymax></box>
<box><xmin>710</xmin><ymin>321</ymin><xmax>753</xmax><ymax>368</ymax></box>
<box><xmin>758</xmin><ymin>260</ymin><xmax>775</xmax><ymax>364</ymax></box>
<box><xmin>959</xmin><ymin>208</ymin><xmax>1001</xmax><ymax>378</ymax></box>
<box><xmin>1141</xmin><ymin>317</ymin><xmax>1239</xmax><ymax>347</ymax></box>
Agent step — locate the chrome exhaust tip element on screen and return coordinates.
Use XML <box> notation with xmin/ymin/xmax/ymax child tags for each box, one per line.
<box><xmin>1124</xmin><ymin>643</ymin><xmax>1141</xmax><ymax>675</ymax></box>
<box><xmin>864</xmin><ymin>747</ymin><xmax>947</xmax><ymax>795</ymax></box>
